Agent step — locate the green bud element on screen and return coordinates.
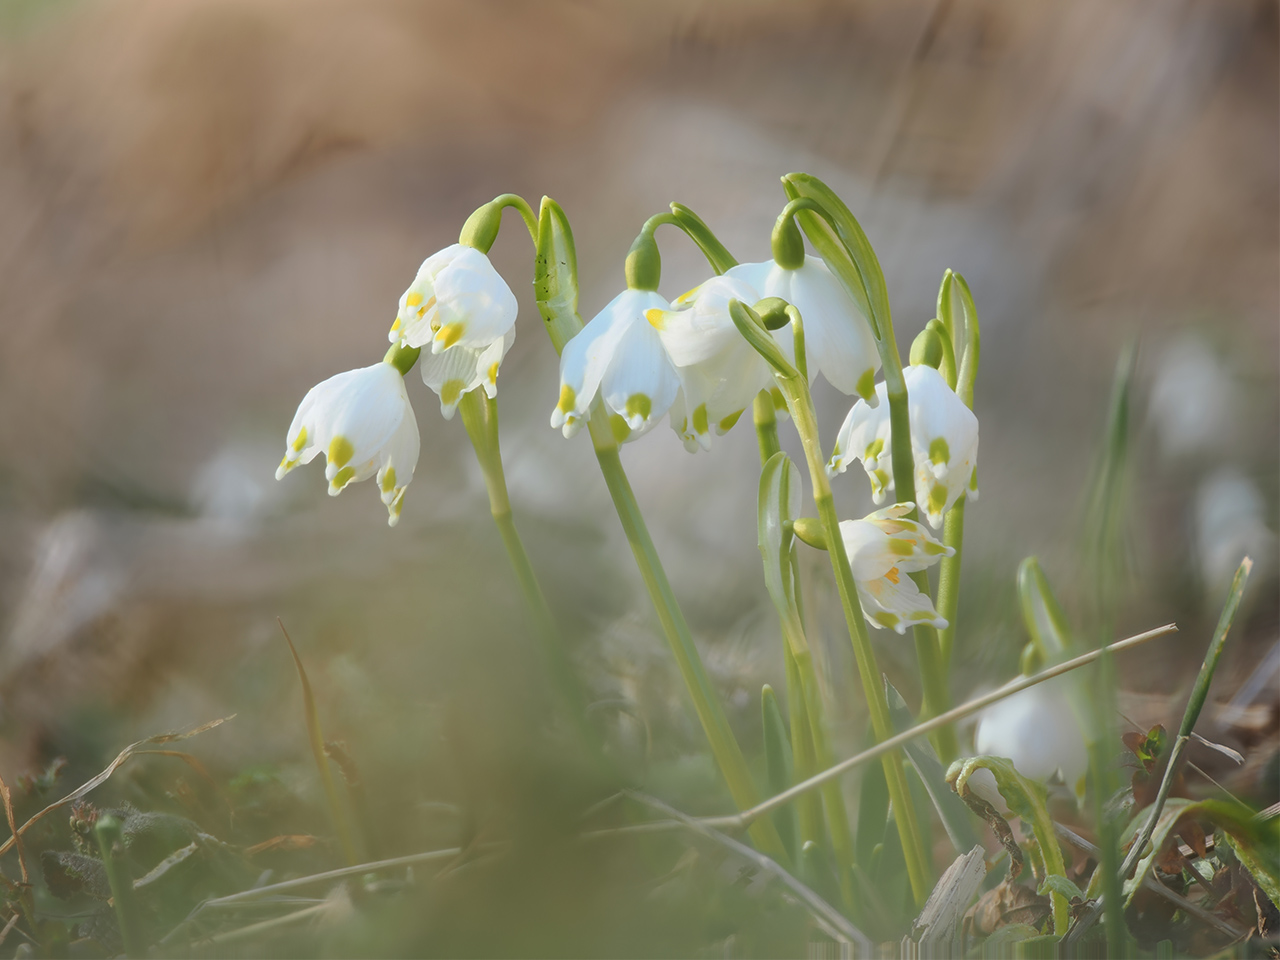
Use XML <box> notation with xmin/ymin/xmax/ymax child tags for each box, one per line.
<box><xmin>790</xmin><ymin>517</ymin><xmax>827</xmax><ymax>549</ymax></box>
<box><xmin>624</xmin><ymin>228</ymin><xmax>662</xmax><ymax>291</ymax></box>
<box><xmin>459</xmin><ymin>201</ymin><xmax>503</xmax><ymax>253</ymax></box>
<box><xmin>771</xmin><ymin>210</ymin><xmax>806</xmax><ymax>270</ymax></box>
<box><xmin>534</xmin><ymin>197</ymin><xmax>585</xmax><ymax>355</ymax></box>
<box><xmin>754</xmin><ymin>297</ymin><xmax>792</xmax><ymax>331</ymax></box>
<box><xmin>383</xmin><ymin>342</ymin><xmax>421</xmax><ymax>376</ymax></box>
<box><xmin>909</xmin><ymin>326</ymin><xmax>944</xmax><ymax>369</ymax></box>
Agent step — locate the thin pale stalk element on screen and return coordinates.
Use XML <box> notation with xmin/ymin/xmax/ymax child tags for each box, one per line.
<box><xmin>457</xmin><ymin>391</ymin><xmax>598</xmax><ymax>757</ymax></box>
<box><xmin>786</xmin><ymin>380</ymin><xmax>931</xmax><ymax>906</ymax></box>
<box><xmin>586</xmin><ymin>406</ymin><xmax>787</xmax><ymax>861</ymax></box>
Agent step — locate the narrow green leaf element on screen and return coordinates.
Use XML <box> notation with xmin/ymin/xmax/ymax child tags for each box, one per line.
<box><xmin>1017</xmin><ymin>557</ymin><xmax>1075</xmax><ymax>667</ymax></box>
<box><xmin>534</xmin><ymin>196</ymin><xmax>584</xmax><ymax>355</ymax></box>
<box><xmin>1038</xmin><ymin>874</ymin><xmax>1084</xmax><ymax>902</ymax></box>
<box><xmin>854</xmin><ymin>753</ymin><xmax>889</xmax><ymax>868</ymax></box>
<box><xmin>762</xmin><ymin>684</ymin><xmax>799</xmax><ymax>863</ymax></box>
<box><xmin>757</xmin><ymin>451</ymin><xmax>803</xmax><ymax>634</ymax></box>
<box><xmin>886</xmin><ymin>681</ymin><xmax>978</xmax><ymax>856</ymax></box>
<box><xmin>781</xmin><ymin>173</ymin><xmax>889</xmax><ymax>342</ymax></box>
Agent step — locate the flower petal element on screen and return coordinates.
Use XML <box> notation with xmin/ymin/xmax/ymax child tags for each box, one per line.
<box><xmin>857</xmin><ymin>573</ymin><xmax>947</xmax><ymax>635</ymax></box>
<box><xmin>601</xmin><ymin>313</ymin><xmax>680</xmax><ymax>438</ymax></box>
<box><xmin>551</xmin><ymin>289</ymin><xmax>665</xmax><ymax>437</ymax></box>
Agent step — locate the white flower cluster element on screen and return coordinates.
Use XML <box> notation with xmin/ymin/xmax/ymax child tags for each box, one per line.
<box><xmin>273</xmin><ymin>208</ymin><xmax>980</xmax><ymax>637</ymax></box>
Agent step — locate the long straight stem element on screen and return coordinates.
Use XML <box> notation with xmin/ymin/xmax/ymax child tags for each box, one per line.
<box><xmin>885</xmin><ymin>368</ymin><xmax>958</xmax><ymax>760</ymax></box>
<box><xmin>935</xmin><ymin>500</ymin><xmax>965</xmax><ymax>671</ymax></box>
<box><xmin>786</xmin><ymin>380</ymin><xmax>931</xmax><ymax>906</ymax></box>
<box><xmin>585</xmin><ymin>407</ymin><xmax>787</xmax><ymax>861</ymax></box>
<box><xmin>458</xmin><ymin>392</ymin><xmax>598</xmax><ymax>758</ymax></box>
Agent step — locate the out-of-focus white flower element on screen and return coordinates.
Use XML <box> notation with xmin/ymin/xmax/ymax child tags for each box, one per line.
<box><xmin>276</xmin><ymin>362</ymin><xmax>420</xmax><ymax>526</ymax></box>
<box><xmin>838</xmin><ymin>503</ymin><xmax>954</xmax><ymax>634</ymax></box>
<box><xmin>390</xmin><ymin>244</ymin><xmax>518</xmax><ymax>355</ymax></box>
<box><xmin>647</xmin><ymin>275</ymin><xmax>774</xmax><ymax>452</ymax></box>
<box><xmin>726</xmin><ymin>255</ymin><xmax>880</xmax><ymax>403</ymax></box>
<box><xmin>551</xmin><ymin>288</ymin><xmax>681</xmax><ymax>442</ymax></box>
<box><xmin>389</xmin><ymin>244</ymin><xmax>519</xmax><ymax>419</ymax></box>
<box><xmin>973</xmin><ymin>679</ymin><xmax>1089</xmax><ymax>795</ymax></box>
<box><xmin>1149</xmin><ymin>334</ymin><xmax>1238</xmax><ymax>461</ymax></box>
<box><xmin>829</xmin><ymin>364</ymin><xmax>978</xmax><ymax>529</ymax></box>
<box><xmin>1194</xmin><ymin>469</ymin><xmax>1276</xmax><ymax>597</ymax></box>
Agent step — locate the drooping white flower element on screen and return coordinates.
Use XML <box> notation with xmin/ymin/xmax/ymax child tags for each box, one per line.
<box><xmin>829</xmin><ymin>364</ymin><xmax>978</xmax><ymax>529</ymax></box>
<box><xmin>390</xmin><ymin>244</ymin><xmax>518</xmax><ymax>355</ymax></box>
<box><xmin>276</xmin><ymin>361</ymin><xmax>420</xmax><ymax>526</ymax></box>
<box><xmin>838</xmin><ymin>503</ymin><xmax>954</xmax><ymax>634</ymax></box>
<box><xmin>726</xmin><ymin>255</ymin><xmax>880</xmax><ymax>403</ymax></box>
<box><xmin>389</xmin><ymin>243</ymin><xmax>519</xmax><ymax>419</ymax></box>
<box><xmin>647</xmin><ymin>275</ymin><xmax>774</xmax><ymax>452</ymax></box>
<box><xmin>418</xmin><ymin>328</ymin><xmax>516</xmax><ymax>420</ymax></box>
<box><xmin>973</xmin><ymin>679</ymin><xmax>1089</xmax><ymax>794</ymax></box>
<box><xmin>550</xmin><ymin>288</ymin><xmax>681</xmax><ymax>442</ymax></box>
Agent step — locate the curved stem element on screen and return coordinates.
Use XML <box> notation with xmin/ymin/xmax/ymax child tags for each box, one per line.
<box><xmin>783</xmin><ymin>375</ymin><xmax>931</xmax><ymax>906</ymax></box>
<box><xmin>753</xmin><ymin>390</ymin><xmax>781</xmax><ymax>465</ymax></box>
<box><xmin>457</xmin><ymin>391</ymin><xmax>599</xmax><ymax>760</ymax></box>
<box><xmin>489</xmin><ymin>193</ymin><xmax>540</xmax><ymax>244</ymax></box>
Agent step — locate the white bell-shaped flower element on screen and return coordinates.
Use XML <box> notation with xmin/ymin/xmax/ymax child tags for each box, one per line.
<box><xmin>648</xmin><ymin>275</ymin><xmax>774</xmax><ymax>452</ymax></box>
<box><xmin>390</xmin><ymin>243</ymin><xmax>518</xmax><ymax>356</ymax></box>
<box><xmin>838</xmin><ymin>503</ymin><xmax>954</xmax><ymax>634</ymax></box>
<box><xmin>726</xmin><ymin>256</ymin><xmax>880</xmax><ymax>403</ymax></box>
<box><xmin>829</xmin><ymin>364</ymin><xmax>978</xmax><ymax>529</ymax></box>
<box><xmin>276</xmin><ymin>361</ymin><xmax>420</xmax><ymax>527</ymax></box>
<box><xmin>418</xmin><ymin>328</ymin><xmax>515</xmax><ymax>420</ymax></box>
<box><xmin>551</xmin><ymin>288</ymin><xmax>681</xmax><ymax>442</ymax></box>
<box><xmin>973</xmin><ymin>679</ymin><xmax>1089</xmax><ymax>794</ymax></box>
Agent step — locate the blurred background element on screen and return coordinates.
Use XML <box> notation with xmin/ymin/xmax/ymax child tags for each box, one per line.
<box><xmin>0</xmin><ymin>0</ymin><xmax>1274</xmax><ymax>953</ymax></box>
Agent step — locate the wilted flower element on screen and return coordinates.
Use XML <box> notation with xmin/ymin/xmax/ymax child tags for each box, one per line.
<box><xmin>726</xmin><ymin>255</ymin><xmax>880</xmax><ymax>403</ymax></box>
<box><xmin>973</xmin><ymin>680</ymin><xmax>1089</xmax><ymax>794</ymax></box>
<box><xmin>829</xmin><ymin>364</ymin><xmax>978</xmax><ymax>528</ymax></box>
<box><xmin>390</xmin><ymin>244</ymin><xmax>519</xmax><ymax>418</ymax></box>
<box><xmin>551</xmin><ymin>288</ymin><xmax>680</xmax><ymax>442</ymax></box>
<box><xmin>276</xmin><ymin>362</ymin><xmax>420</xmax><ymax>526</ymax></box>
<box><xmin>648</xmin><ymin>275</ymin><xmax>774</xmax><ymax>451</ymax></box>
<box><xmin>838</xmin><ymin>503</ymin><xmax>954</xmax><ymax>634</ymax></box>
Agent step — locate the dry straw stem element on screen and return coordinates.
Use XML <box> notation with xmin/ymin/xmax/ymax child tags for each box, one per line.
<box><xmin>0</xmin><ymin>715</ymin><xmax>232</xmax><ymax>860</ymax></box>
<box><xmin>278</xmin><ymin>619</ymin><xmax>360</xmax><ymax>867</ymax></box>
<box><xmin>624</xmin><ymin>791</ymin><xmax>873</xmax><ymax>953</ymax></box>
<box><xmin>724</xmin><ymin>622</ymin><xmax>1178</xmax><ymax>829</ymax></box>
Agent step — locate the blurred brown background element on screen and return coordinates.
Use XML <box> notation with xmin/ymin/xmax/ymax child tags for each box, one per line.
<box><xmin>0</xmin><ymin>0</ymin><xmax>1274</xmax><ymax>801</ymax></box>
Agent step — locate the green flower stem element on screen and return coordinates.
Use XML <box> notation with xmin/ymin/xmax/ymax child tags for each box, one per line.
<box><xmin>908</xmin><ymin>579</ymin><xmax>959</xmax><ymax>764</ymax></box>
<box><xmin>534</xmin><ymin>197</ymin><xmax>784</xmax><ymax>859</ymax></box>
<box><xmin>935</xmin><ymin>271</ymin><xmax>980</xmax><ymax>679</ymax></box>
<box><xmin>784</xmin><ymin>374</ymin><xmax>931</xmax><ymax>907</ymax></box>
<box><xmin>457</xmin><ymin>391</ymin><xmax>598</xmax><ymax>758</ymax></box>
<box><xmin>584</xmin><ymin>407</ymin><xmax>787</xmax><ymax>860</ymax></box>
<box><xmin>934</xmin><ymin>501</ymin><xmax>965</xmax><ymax>672</ymax></box>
